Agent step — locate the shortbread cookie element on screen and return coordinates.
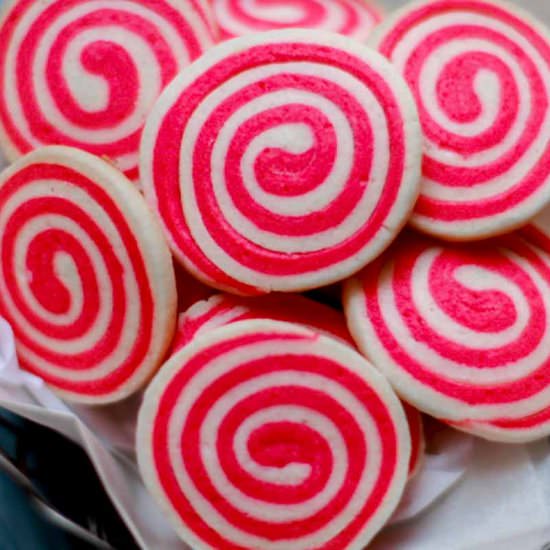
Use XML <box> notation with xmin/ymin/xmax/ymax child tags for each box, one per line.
<box><xmin>370</xmin><ymin>0</ymin><xmax>550</xmax><ymax>240</ymax></box>
<box><xmin>0</xmin><ymin>0</ymin><xmax>216</xmax><ymax>180</ymax></box>
<box><xmin>0</xmin><ymin>146</ymin><xmax>177</xmax><ymax>403</ymax></box>
<box><xmin>141</xmin><ymin>29</ymin><xmax>422</xmax><ymax>294</ymax></box>
<box><xmin>137</xmin><ymin>320</ymin><xmax>411</xmax><ymax>549</ymax></box>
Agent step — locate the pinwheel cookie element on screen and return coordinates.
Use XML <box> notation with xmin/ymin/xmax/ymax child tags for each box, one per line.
<box><xmin>0</xmin><ymin>0</ymin><xmax>216</xmax><ymax>180</ymax></box>
<box><xmin>345</xmin><ymin>231</ymin><xmax>550</xmax><ymax>443</ymax></box>
<box><xmin>0</xmin><ymin>146</ymin><xmax>177</xmax><ymax>403</ymax></box>
<box><xmin>138</xmin><ymin>320</ymin><xmax>411</xmax><ymax>549</ymax></box>
<box><xmin>371</xmin><ymin>0</ymin><xmax>550</xmax><ymax>240</ymax></box>
<box><xmin>141</xmin><ymin>29</ymin><xmax>422</xmax><ymax>294</ymax></box>
<box><xmin>174</xmin><ymin>293</ymin><xmax>425</xmax><ymax>479</ymax></box>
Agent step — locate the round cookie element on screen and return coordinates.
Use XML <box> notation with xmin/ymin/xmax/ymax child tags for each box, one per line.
<box><xmin>141</xmin><ymin>29</ymin><xmax>422</xmax><ymax>295</ymax></box>
<box><xmin>213</xmin><ymin>0</ymin><xmax>381</xmax><ymax>40</ymax></box>
<box><xmin>369</xmin><ymin>0</ymin><xmax>550</xmax><ymax>240</ymax></box>
<box><xmin>344</xmin><ymin>231</ymin><xmax>550</xmax><ymax>443</ymax></box>
<box><xmin>137</xmin><ymin>320</ymin><xmax>411</xmax><ymax>549</ymax></box>
<box><xmin>0</xmin><ymin>0</ymin><xmax>216</xmax><ymax>181</ymax></box>
<box><xmin>0</xmin><ymin>146</ymin><xmax>177</xmax><ymax>404</ymax></box>
<box><xmin>173</xmin><ymin>293</ymin><xmax>425</xmax><ymax>479</ymax></box>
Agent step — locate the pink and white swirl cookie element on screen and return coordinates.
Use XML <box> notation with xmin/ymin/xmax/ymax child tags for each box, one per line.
<box><xmin>213</xmin><ymin>0</ymin><xmax>381</xmax><ymax>40</ymax></box>
<box><xmin>370</xmin><ymin>0</ymin><xmax>550</xmax><ymax>240</ymax></box>
<box><xmin>137</xmin><ymin>320</ymin><xmax>411</xmax><ymax>549</ymax></box>
<box><xmin>344</xmin><ymin>232</ymin><xmax>550</xmax><ymax>443</ymax></box>
<box><xmin>0</xmin><ymin>146</ymin><xmax>177</xmax><ymax>404</ymax></box>
<box><xmin>141</xmin><ymin>29</ymin><xmax>422</xmax><ymax>295</ymax></box>
<box><xmin>173</xmin><ymin>293</ymin><xmax>425</xmax><ymax>479</ymax></box>
<box><xmin>0</xmin><ymin>0</ymin><xmax>216</xmax><ymax>180</ymax></box>
<box><xmin>173</xmin><ymin>293</ymin><xmax>355</xmax><ymax>350</ymax></box>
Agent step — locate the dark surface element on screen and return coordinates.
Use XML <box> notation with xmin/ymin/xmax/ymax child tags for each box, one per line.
<box><xmin>0</xmin><ymin>409</ymin><xmax>138</xmax><ymax>550</ymax></box>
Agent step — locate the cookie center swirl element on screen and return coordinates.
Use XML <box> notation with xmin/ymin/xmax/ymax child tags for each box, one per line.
<box><xmin>0</xmin><ymin>162</ymin><xmax>160</xmax><ymax>397</ymax></box>
<box><xmin>182</xmin><ymin>61</ymin><xmax>390</xmax><ymax>257</ymax></box>
<box><xmin>56</xmin><ymin>38</ymin><xmax>139</xmax><ymax>126</ymax></box>
<box><xmin>5</xmin><ymin>190</ymin><xmax>122</xmax><ymax>355</ymax></box>
<box><xmin>378</xmin><ymin>4</ymin><xmax>550</xmax><ymax>216</ymax></box>
<box><xmin>403</xmin><ymin>244</ymin><xmax>545</xmax><ymax>369</ymax></box>
<box><xmin>26</xmin><ymin>229</ymin><xmax>90</xmax><ymax>320</ymax></box>
<box><xmin>429</xmin><ymin>252</ymin><xmax>519</xmax><ymax>333</ymax></box>
<box><xmin>251</xmin><ymin>120</ymin><xmax>333</xmax><ymax>197</ymax></box>
<box><xmin>412</xmin><ymin>30</ymin><xmax>535</xmax><ymax>170</ymax></box>
<box><xmin>29</xmin><ymin>7</ymin><xmax>179</xmax><ymax>141</ymax></box>
<box><xmin>245</xmin><ymin>420</ymin><xmax>325</xmax><ymax>485</ymax></box>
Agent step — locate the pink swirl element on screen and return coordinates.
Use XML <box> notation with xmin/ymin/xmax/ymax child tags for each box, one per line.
<box><xmin>0</xmin><ymin>147</ymin><xmax>176</xmax><ymax>403</ymax></box>
<box><xmin>137</xmin><ymin>321</ymin><xmax>411</xmax><ymax>548</ymax></box>
<box><xmin>0</xmin><ymin>0</ymin><xmax>215</xmax><ymax>180</ymax></box>
<box><xmin>372</xmin><ymin>0</ymin><xmax>550</xmax><ymax>238</ymax></box>
<box><xmin>141</xmin><ymin>31</ymin><xmax>421</xmax><ymax>294</ymax></box>
<box><xmin>173</xmin><ymin>292</ymin><xmax>425</xmax><ymax>479</ymax></box>
<box><xmin>345</xmin><ymin>231</ymin><xmax>550</xmax><ymax>442</ymax></box>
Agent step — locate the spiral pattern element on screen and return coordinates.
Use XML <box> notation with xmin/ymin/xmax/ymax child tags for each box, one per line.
<box><xmin>141</xmin><ymin>29</ymin><xmax>422</xmax><ymax>294</ymax></box>
<box><xmin>344</xmin><ymin>231</ymin><xmax>550</xmax><ymax>443</ymax></box>
<box><xmin>0</xmin><ymin>0</ymin><xmax>216</xmax><ymax>181</ymax></box>
<box><xmin>173</xmin><ymin>293</ymin><xmax>355</xmax><ymax>351</ymax></box>
<box><xmin>370</xmin><ymin>0</ymin><xmax>550</xmax><ymax>240</ymax></box>
<box><xmin>138</xmin><ymin>320</ymin><xmax>410</xmax><ymax>549</ymax></box>
<box><xmin>0</xmin><ymin>146</ymin><xmax>177</xmax><ymax>404</ymax></box>
<box><xmin>174</xmin><ymin>293</ymin><xmax>425</xmax><ymax>479</ymax></box>
<box><xmin>213</xmin><ymin>0</ymin><xmax>381</xmax><ymax>40</ymax></box>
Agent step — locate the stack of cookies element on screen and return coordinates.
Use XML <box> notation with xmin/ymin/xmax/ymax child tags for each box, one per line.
<box><xmin>0</xmin><ymin>0</ymin><xmax>547</xmax><ymax>547</ymax></box>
